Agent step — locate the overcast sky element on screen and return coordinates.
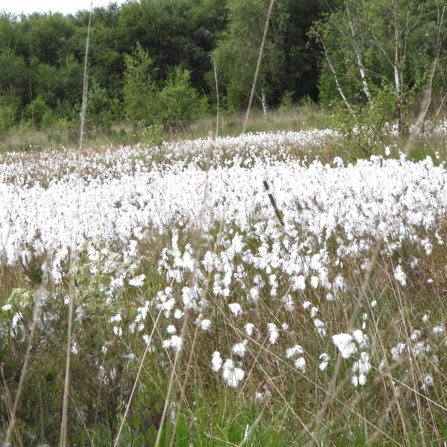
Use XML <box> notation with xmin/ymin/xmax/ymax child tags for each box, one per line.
<box><xmin>2</xmin><ymin>0</ymin><xmax>128</xmax><ymax>16</ymax></box>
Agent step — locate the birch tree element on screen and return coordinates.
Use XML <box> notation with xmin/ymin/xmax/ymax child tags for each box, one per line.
<box><xmin>311</xmin><ymin>0</ymin><xmax>446</xmax><ymax>138</ymax></box>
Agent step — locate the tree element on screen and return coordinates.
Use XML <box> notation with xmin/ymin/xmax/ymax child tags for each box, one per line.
<box><xmin>123</xmin><ymin>44</ymin><xmax>157</xmax><ymax>126</ymax></box>
<box><xmin>311</xmin><ymin>0</ymin><xmax>446</xmax><ymax>137</ymax></box>
<box><xmin>213</xmin><ymin>0</ymin><xmax>286</xmax><ymax>110</ymax></box>
<box><xmin>281</xmin><ymin>0</ymin><xmax>341</xmax><ymax>103</ymax></box>
<box><xmin>157</xmin><ymin>67</ymin><xmax>201</xmax><ymax>129</ymax></box>
<box><xmin>123</xmin><ymin>44</ymin><xmax>201</xmax><ymax>129</ymax></box>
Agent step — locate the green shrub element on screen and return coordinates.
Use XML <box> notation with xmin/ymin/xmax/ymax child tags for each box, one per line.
<box><xmin>331</xmin><ymin>84</ymin><xmax>400</xmax><ymax>157</ymax></box>
<box><xmin>25</xmin><ymin>97</ymin><xmax>52</xmax><ymax>128</ymax></box>
<box><xmin>87</xmin><ymin>80</ymin><xmax>113</xmax><ymax>130</ymax></box>
<box><xmin>0</xmin><ymin>89</ymin><xmax>21</xmax><ymax>134</ymax></box>
<box><xmin>157</xmin><ymin>67</ymin><xmax>200</xmax><ymax>129</ymax></box>
<box><xmin>123</xmin><ymin>44</ymin><xmax>158</xmax><ymax>127</ymax></box>
<box><xmin>124</xmin><ymin>44</ymin><xmax>201</xmax><ymax>130</ymax></box>
<box><xmin>279</xmin><ymin>90</ymin><xmax>295</xmax><ymax>111</ymax></box>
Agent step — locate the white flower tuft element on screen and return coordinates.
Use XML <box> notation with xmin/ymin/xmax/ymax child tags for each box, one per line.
<box><xmin>232</xmin><ymin>340</ymin><xmax>248</xmax><ymax>357</ymax></box>
<box><xmin>332</xmin><ymin>333</ymin><xmax>357</xmax><ymax>359</ymax></box>
<box><xmin>228</xmin><ymin>303</ymin><xmax>243</xmax><ymax>317</ymax></box>
<box><xmin>222</xmin><ymin>359</ymin><xmax>245</xmax><ymax>387</ymax></box>
<box><xmin>286</xmin><ymin>345</ymin><xmax>304</xmax><ymax>358</ymax></box>
<box><xmin>244</xmin><ymin>323</ymin><xmax>255</xmax><ymax>336</ymax></box>
<box><xmin>200</xmin><ymin>319</ymin><xmax>211</xmax><ymax>331</ymax></box>
<box><xmin>267</xmin><ymin>323</ymin><xmax>279</xmax><ymax>344</ymax></box>
<box><xmin>294</xmin><ymin>357</ymin><xmax>306</xmax><ymax>373</ymax></box>
<box><xmin>211</xmin><ymin>351</ymin><xmax>222</xmax><ymax>372</ymax></box>
<box><xmin>129</xmin><ymin>274</ymin><xmax>146</xmax><ymax>287</ymax></box>
<box><xmin>394</xmin><ymin>265</ymin><xmax>407</xmax><ymax>286</ymax></box>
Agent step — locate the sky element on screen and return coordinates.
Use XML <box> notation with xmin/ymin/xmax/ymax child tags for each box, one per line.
<box><xmin>2</xmin><ymin>0</ymin><xmax>128</xmax><ymax>16</ymax></box>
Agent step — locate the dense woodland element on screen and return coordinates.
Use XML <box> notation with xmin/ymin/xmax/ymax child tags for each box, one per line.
<box><xmin>0</xmin><ymin>0</ymin><xmax>446</xmax><ymax>137</ymax></box>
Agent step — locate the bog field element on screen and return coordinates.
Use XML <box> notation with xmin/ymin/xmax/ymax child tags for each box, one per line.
<box><xmin>1</xmin><ymin>124</ymin><xmax>447</xmax><ymax>446</ymax></box>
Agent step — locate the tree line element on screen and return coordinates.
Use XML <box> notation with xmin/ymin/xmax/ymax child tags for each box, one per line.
<box><xmin>0</xmin><ymin>0</ymin><xmax>445</xmax><ymax>137</ymax></box>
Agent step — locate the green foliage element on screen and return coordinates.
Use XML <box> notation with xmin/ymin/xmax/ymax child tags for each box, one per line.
<box><xmin>213</xmin><ymin>0</ymin><xmax>286</xmax><ymax>111</ymax></box>
<box><xmin>138</xmin><ymin>124</ymin><xmax>165</xmax><ymax>148</ymax></box>
<box><xmin>123</xmin><ymin>44</ymin><xmax>157</xmax><ymax>127</ymax></box>
<box><xmin>0</xmin><ymin>103</ymin><xmax>17</xmax><ymax>134</ymax></box>
<box><xmin>0</xmin><ymin>49</ymin><xmax>28</xmax><ymax>98</ymax></box>
<box><xmin>157</xmin><ymin>67</ymin><xmax>200</xmax><ymax>129</ymax></box>
<box><xmin>124</xmin><ymin>45</ymin><xmax>200</xmax><ymax>129</ymax></box>
<box><xmin>24</xmin><ymin>97</ymin><xmax>52</xmax><ymax>128</ymax></box>
<box><xmin>279</xmin><ymin>90</ymin><xmax>295</xmax><ymax>111</ymax></box>
<box><xmin>331</xmin><ymin>84</ymin><xmax>400</xmax><ymax>157</ymax></box>
<box><xmin>312</xmin><ymin>0</ymin><xmax>447</xmax><ymax>137</ymax></box>
<box><xmin>0</xmin><ymin>1</ymin><xmax>335</xmax><ymax>137</ymax></box>
<box><xmin>87</xmin><ymin>80</ymin><xmax>112</xmax><ymax>129</ymax></box>
<box><xmin>0</xmin><ymin>89</ymin><xmax>20</xmax><ymax>134</ymax></box>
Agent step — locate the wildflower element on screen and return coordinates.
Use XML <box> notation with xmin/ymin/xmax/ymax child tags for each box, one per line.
<box><xmin>286</xmin><ymin>345</ymin><xmax>304</xmax><ymax>358</ymax></box>
<box><xmin>163</xmin><ymin>335</ymin><xmax>182</xmax><ymax>352</ymax></box>
<box><xmin>211</xmin><ymin>351</ymin><xmax>222</xmax><ymax>372</ymax></box>
<box><xmin>295</xmin><ymin>357</ymin><xmax>306</xmax><ymax>373</ymax></box>
<box><xmin>129</xmin><ymin>274</ymin><xmax>146</xmax><ymax>287</ymax></box>
<box><xmin>314</xmin><ymin>319</ymin><xmax>326</xmax><ymax>336</ymax></box>
<box><xmin>421</xmin><ymin>374</ymin><xmax>434</xmax><ymax>391</ymax></box>
<box><xmin>358</xmin><ymin>374</ymin><xmax>367</xmax><ymax>386</ymax></box>
<box><xmin>291</xmin><ymin>275</ymin><xmax>306</xmax><ymax>291</ymax></box>
<box><xmin>394</xmin><ymin>266</ymin><xmax>406</xmax><ymax>286</ymax></box>
<box><xmin>352</xmin><ymin>352</ymin><xmax>371</xmax><ymax>375</ymax></box>
<box><xmin>249</xmin><ymin>287</ymin><xmax>260</xmax><ymax>302</ymax></box>
<box><xmin>410</xmin><ymin>330</ymin><xmax>421</xmax><ymax>341</ymax></box>
<box><xmin>228</xmin><ymin>303</ymin><xmax>243</xmax><ymax>317</ymax></box>
<box><xmin>332</xmin><ymin>333</ymin><xmax>357</xmax><ymax>359</ymax></box>
<box><xmin>333</xmin><ymin>275</ymin><xmax>347</xmax><ymax>292</ymax></box>
<box><xmin>222</xmin><ymin>359</ymin><xmax>245</xmax><ymax>387</ymax></box>
<box><xmin>255</xmin><ymin>385</ymin><xmax>271</xmax><ymax>403</ymax></box>
<box><xmin>319</xmin><ymin>353</ymin><xmax>330</xmax><ymax>371</ymax></box>
<box><xmin>281</xmin><ymin>294</ymin><xmax>294</xmax><ymax>311</ymax></box>
<box><xmin>174</xmin><ymin>309</ymin><xmax>184</xmax><ymax>319</ymax></box>
<box><xmin>409</xmin><ymin>257</ymin><xmax>418</xmax><ymax>269</ymax></box>
<box><xmin>352</xmin><ymin>330</ymin><xmax>369</xmax><ymax>349</ymax></box>
<box><xmin>167</xmin><ymin>325</ymin><xmax>176</xmax><ymax>334</ymax></box>
<box><xmin>433</xmin><ymin>325</ymin><xmax>445</xmax><ymax>335</ymax></box>
<box><xmin>391</xmin><ymin>343</ymin><xmax>406</xmax><ymax>360</ymax></box>
<box><xmin>200</xmin><ymin>319</ymin><xmax>211</xmax><ymax>331</ymax></box>
<box><xmin>267</xmin><ymin>323</ymin><xmax>279</xmax><ymax>344</ymax></box>
<box><xmin>232</xmin><ymin>340</ymin><xmax>248</xmax><ymax>357</ymax></box>
<box><xmin>142</xmin><ymin>335</ymin><xmax>155</xmax><ymax>352</ymax></box>
<box><xmin>244</xmin><ymin>323</ymin><xmax>255</xmax><ymax>336</ymax></box>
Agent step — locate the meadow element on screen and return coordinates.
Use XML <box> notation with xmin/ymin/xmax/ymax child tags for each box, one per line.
<box><xmin>1</xmin><ymin>118</ymin><xmax>447</xmax><ymax>446</ymax></box>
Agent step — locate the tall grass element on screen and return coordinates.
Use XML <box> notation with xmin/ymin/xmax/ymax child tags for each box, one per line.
<box><xmin>1</xmin><ymin>1</ymin><xmax>447</xmax><ymax>440</ymax></box>
<box><xmin>0</xmin><ymin>106</ymin><xmax>330</xmax><ymax>156</ymax></box>
<box><xmin>1</xmin><ymin>125</ymin><xmax>447</xmax><ymax>444</ymax></box>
